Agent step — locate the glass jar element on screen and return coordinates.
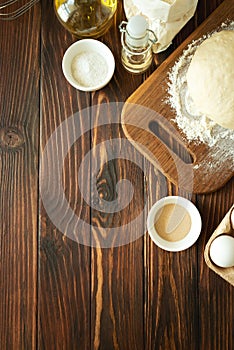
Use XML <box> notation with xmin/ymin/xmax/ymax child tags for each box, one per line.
<box><xmin>119</xmin><ymin>15</ymin><xmax>157</xmax><ymax>74</ymax></box>
<box><xmin>54</xmin><ymin>0</ymin><xmax>117</xmax><ymax>38</ymax></box>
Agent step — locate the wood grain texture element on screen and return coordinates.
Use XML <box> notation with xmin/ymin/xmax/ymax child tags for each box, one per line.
<box><xmin>39</xmin><ymin>0</ymin><xmax>92</xmax><ymax>348</ymax></box>
<box><xmin>0</xmin><ymin>4</ymin><xmax>40</xmax><ymax>349</ymax></box>
<box><xmin>89</xmin><ymin>5</ymin><xmax>145</xmax><ymax>349</ymax></box>
<box><xmin>0</xmin><ymin>0</ymin><xmax>233</xmax><ymax>350</ymax></box>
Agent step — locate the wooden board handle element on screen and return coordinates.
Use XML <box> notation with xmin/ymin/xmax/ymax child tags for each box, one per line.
<box><xmin>122</xmin><ymin>102</ymin><xmax>196</xmax><ymax>191</ymax></box>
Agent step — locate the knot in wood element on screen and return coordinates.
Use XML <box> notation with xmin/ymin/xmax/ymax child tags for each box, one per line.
<box><xmin>0</xmin><ymin>127</ymin><xmax>24</xmax><ymax>150</ymax></box>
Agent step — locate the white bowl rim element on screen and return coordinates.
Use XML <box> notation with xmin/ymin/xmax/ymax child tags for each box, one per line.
<box><xmin>62</xmin><ymin>39</ymin><xmax>115</xmax><ymax>92</ymax></box>
<box><xmin>147</xmin><ymin>196</ymin><xmax>202</xmax><ymax>252</ymax></box>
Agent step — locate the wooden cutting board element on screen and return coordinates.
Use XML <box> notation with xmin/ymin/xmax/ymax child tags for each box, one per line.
<box><xmin>121</xmin><ymin>0</ymin><xmax>234</xmax><ymax>194</ymax></box>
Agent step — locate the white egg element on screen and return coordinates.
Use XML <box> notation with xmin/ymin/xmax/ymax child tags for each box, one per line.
<box><xmin>209</xmin><ymin>235</ymin><xmax>234</xmax><ymax>268</ymax></box>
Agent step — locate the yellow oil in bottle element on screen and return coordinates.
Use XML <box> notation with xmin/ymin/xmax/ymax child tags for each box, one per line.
<box><xmin>54</xmin><ymin>0</ymin><xmax>117</xmax><ymax>38</ymax></box>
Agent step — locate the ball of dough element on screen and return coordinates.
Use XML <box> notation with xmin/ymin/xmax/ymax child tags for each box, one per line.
<box><xmin>186</xmin><ymin>30</ymin><xmax>234</xmax><ymax>130</ymax></box>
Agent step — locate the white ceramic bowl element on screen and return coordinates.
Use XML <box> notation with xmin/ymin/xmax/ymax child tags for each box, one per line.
<box><xmin>147</xmin><ymin>196</ymin><xmax>202</xmax><ymax>252</ymax></box>
<box><xmin>62</xmin><ymin>39</ymin><xmax>115</xmax><ymax>92</ymax></box>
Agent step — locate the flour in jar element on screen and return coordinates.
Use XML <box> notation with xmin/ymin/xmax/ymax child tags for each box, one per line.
<box><xmin>166</xmin><ymin>21</ymin><xmax>234</xmax><ymax>169</ymax></box>
<box><xmin>71</xmin><ymin>51</ymin><xmax>108</xmax><ymax>87</ymax></box>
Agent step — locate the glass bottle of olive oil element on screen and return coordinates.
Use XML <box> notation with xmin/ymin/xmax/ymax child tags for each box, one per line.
<box><xmin>54</xmin><ymin>0</ymin><xmax>117</xmax><ymax>38</ymax></box>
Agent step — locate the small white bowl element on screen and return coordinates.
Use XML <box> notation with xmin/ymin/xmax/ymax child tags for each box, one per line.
<box><xmin>62</xmin><ymin>39</ymin><xmax>115</xmax><ymax>92</ymax></box>
<box><xmin>147</xmin><ymin>196</ymin><xmax>202</xmax><ymax>252</ymax></box>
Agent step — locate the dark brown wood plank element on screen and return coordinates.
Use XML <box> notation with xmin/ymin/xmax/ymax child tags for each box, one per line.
<box><xmin>0</xmin><ymin>5</ymin><xmax>40</xmax><ymax>349</ymax></box>
<box><xmin>38</xmin><ymin>0</ymin><xmax>91</xmax><ymax>348</ymax></box>
<box><xmin>90</xmin><ymin>123</ymin><xmax>145</xmax><ymax>349</ymax></box>
<box><xmin>89</xmin><ymin>4</ymin><xmax>145</xmax><ymax>348</ymax></box>
<box><xmin>1</xmin><ymin>1</ymin><xmax>234</xmax><ymax>350</ymax></box>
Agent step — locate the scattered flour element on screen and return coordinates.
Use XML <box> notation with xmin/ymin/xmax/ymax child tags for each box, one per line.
<box><xmin>167</xmin><ymin>21</ymin><xmax>234</xmax><ymax>168</ymax></box>
<box><xmin>71</xmin><ymin>51</ymin><xmax>108</xmax><ymax>87</ymax></box>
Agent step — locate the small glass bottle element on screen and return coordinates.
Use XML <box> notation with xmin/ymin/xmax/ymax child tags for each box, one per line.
<box><xmin>119</xmin><ymin>15</ymin><xmax>157</xmax><ymax>74</ymax></box>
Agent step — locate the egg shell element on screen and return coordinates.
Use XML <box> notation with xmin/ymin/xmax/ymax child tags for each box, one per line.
<box><xmin>209</xmin><ymin>235</ymin><xmax>234</xmax><ymax>268</ymax></box>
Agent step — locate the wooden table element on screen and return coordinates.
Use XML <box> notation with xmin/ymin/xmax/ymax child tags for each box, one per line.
<box><xmin>0</xmin><ymin>0</ymin><xmax>233</xmax><ymax>349</ymax></box>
